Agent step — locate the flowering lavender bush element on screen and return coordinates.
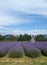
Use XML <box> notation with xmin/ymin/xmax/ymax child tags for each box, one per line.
<box><xmin>0</xmin><ymin>42</ymin><xmax>47</xmax><ymax>58</ymax></box>
<box><xmin>8</xmin><ymin>43</ymin><xmax>24</xmax><ymax>58</ymax></box>
<box><xmin>31</xmin><ymin>42</ymin><xmax>47</xmax><ymax>56</ymax></box>
<box><xmin>0</xmin><ymin>46</ymin><xmax>7</xmax><ymax>57</ymax></box>
<box><xmin>22</xmin><ymin>42</ymin><xmax>41</xmax><ymax>58</ymax></box>
<box><xmin>0</xmin><ymin>42</ymin><xmax>22</xmax><ymax>57</ymax></box>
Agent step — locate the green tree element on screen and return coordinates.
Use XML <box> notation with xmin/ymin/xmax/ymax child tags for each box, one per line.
<box><xmin>35</xmin><ymin>35</ymin><xmax>44</xmax><ymax>41</ymax></box>
<box><xmin>0</xmin><ymin>35</ymin><xmax>4</xmax><ymax>41</ymax></box>
<box><xmin>17</xmin><ymin>34</ymin><xmax>31</xmax><ymax>41</ymax></box>
<box><xmin>23</xmin><ymin>34</ymin><xmax>31</xmax><ymax>41</ymax></box>
<box><xmin>17</xmin><ymin>34</ymin><xmax>24</xmax><ymax>41</ymax></box>
<box><xmin>5</xmin><ymin>34</ymin><xmax>16</xmax><ymax>41</ymax></box>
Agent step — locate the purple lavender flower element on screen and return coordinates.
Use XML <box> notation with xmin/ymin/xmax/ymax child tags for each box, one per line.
<box><xmin>8</xmin><ymin>42</ymin><xmax>24</xmax><ymax>58</ymax></box>
<box><xmin>22</xmin><ymin>42</ymin><xmax>41</xmax><ymax>58</ymax></box>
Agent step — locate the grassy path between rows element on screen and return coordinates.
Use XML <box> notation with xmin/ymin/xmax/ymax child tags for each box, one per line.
<box><xmin>0</xmin><ymin>55</ymin><xmax>47</xmax><ymax>65</ymax></box>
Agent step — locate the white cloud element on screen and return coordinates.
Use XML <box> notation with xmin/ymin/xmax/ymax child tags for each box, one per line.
<box><xmin>0</xmin><ymin>14</ymin><xmax>14</xmax><ymax>25</ymax></box>
<box><xmin>0</xmin><ymin>0</ymin><xmax>47</xmax><ymax>15</ymax></box>
<box><xmin>0</xmin><ymin>0</ymin><xmax>47</xmax><ymax>25</ymax></box>
<box><xmin>0</xmin><ymin>27</ymin><xmax>47</xmax><ymax>35</ymax></box>
<box><xmin>0</xmin><ymin>12</ymin><xmax>27</xmax><ymax>25</ymax></box>
<box><xmin>13</xmin><ymin>29</ymin><xmax>47</xmax><ymax>35</ymax></box>
<box><xmin>30</xmin><ymin>29</ymin><xmax>47</xmax><ymax>35</ymax></box>
<box><xmin>0</xmin><ymin>0</ymin><xmax>47</xmax><ymax>35</ymax></box>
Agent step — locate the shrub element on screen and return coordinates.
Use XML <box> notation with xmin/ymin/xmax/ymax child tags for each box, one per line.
<box><xmin>0</xmin><ymin>46</ymin><xmax>7</xmax><ymax>57</ymax></box>
<box><xmin>42</xmin><ymin>49</ymin><xmax>47</xmax><ymax>56</ymax></box>
<box><xmin>8</xmin><ymin>43</ymin><xmax>24</xmax><ymax>58</ymax></box>
<box><xmin>8</xmin><ymin>50</ymin><xmax>23</xmax><ymax>58</ymax></box>
<box><xmin>22</xmin><ymin>42</ymin><xmax>41</xmax><ymax>58</ymax></box>
<box><xmin>0</xmin><ymin>51</ymin><xmax>5</xmax><ymax>57</ymax></box>
<box><xmin>31</xmin><ymin>42</ymin><xmax>47</xmax><ymax>56</ymax></box>
<box><xmin>27</xmin><ymin>49</ymin><xmax>41</xmax><ymax>58</ymax></box>
<box><xmin>24</xmin><ymin>47</ymin><xmax>41</xmax><ymax>58</ymax></box>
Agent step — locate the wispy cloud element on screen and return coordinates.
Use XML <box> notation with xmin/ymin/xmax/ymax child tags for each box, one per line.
<box><xmin>0</xmin><ymin>0</ymin><xmax>47</xmax><ymax>35</ymax></box>
<box><xmin>0</xmin><ymin>27</ymin><xmax>47</xmax><ymax>35</ymax></box>
<box><xmin>0</xmin><ymin>0</ymin><xmax>47</xmax><ymax>14</ymax></box>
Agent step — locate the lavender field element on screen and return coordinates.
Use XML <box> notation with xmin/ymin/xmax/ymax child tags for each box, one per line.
<box><xmin>0</xmin><ymin>42</ymin><xmax>47</xmax><ymax>65</ymax></box>
<box><xmin>0</xmin><ymin>42</ymin><xmax>47</xmax><ymax>57</ymax></box>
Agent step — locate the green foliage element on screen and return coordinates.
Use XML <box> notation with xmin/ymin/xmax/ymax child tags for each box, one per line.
<box><xmin>17</xmin><ymin>34</ymin><xmax>23</xmax><ymax>41</ymax></box>
<box><xmin>8</xmin><ymin>51</ymin><xmax>23</xmax><ymax>58</ymax></box>
<box><xmin>17</xmin><ymin>34</ymin><xmax>31</xmax><ymax>41</ymax></box>
<box><xmin>5</xmin><ymin>34</ymin><xmax>16</xmax><ymax>41</ymax></box>
<box><xmin>35</xmin><ymin>35</ymin><xmax>44</xmax><ymax>41</ymax></box>
<box><xmin>0</xmin><ymin>35</ymin><xmax>4</xmax><ymax>41</ymax></box>
<box><xmin>42</xmin><ymin>49</ymin><xmax>47</xmax><ymax>56</ymax></box>
<box><xmin>0</xmin><ymin>34</ymin><xmax>31</xmax><ymax>41</ymax></box>
<box><xmin>25</xmin><ymin>50</ymin><xmax>40</xmax><ymax>58</ymax></box>
<box><xmin>0</xmin><ymin>34</ymin><xmax>47</xmax><ymax>41</ymax></box>
<box><xmin>24</xmin><ymin>34</ymin><xmax>31</xmax><ymax>41</ymax></box>
<box><xmin>0</xmin><ymin>51</ymin><xmax>5</xmax><ymax>57</ymax></box>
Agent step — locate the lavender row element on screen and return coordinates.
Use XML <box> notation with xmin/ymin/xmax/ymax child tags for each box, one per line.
<box><xmin>0</xmin><ymin>42</ymin><xmax>24</xmax><ymax>57</ymax></box>
<box><xmin>0</xmin><ymin>42</ymin><xmax>47</xmax><ymax>57</ymax></box>
<box><xmin>22</xmin><ymin>42</ymin><xmax>41</xmax><ymax>57</ymax></box>
<box><xmin>31</xmin><ymin>42</ymin><xmax>47</xmax><ymax>51</ymax></box>
<box><xmin>8</xmin><ymin>42</ymin><xmax>24</xmax><ymax>54</ymax></box>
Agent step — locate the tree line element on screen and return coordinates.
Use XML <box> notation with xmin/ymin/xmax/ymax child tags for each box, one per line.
<box><xmin>0</xmin><ymin>34</ymin><xmax>47</xmax><ymax>41</ymax></box>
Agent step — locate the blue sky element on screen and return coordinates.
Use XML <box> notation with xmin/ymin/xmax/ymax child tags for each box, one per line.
<box><xmin>0</xmin><ymin>0</ymin><xmax>47</xmax><ymax>35</ymax></box>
